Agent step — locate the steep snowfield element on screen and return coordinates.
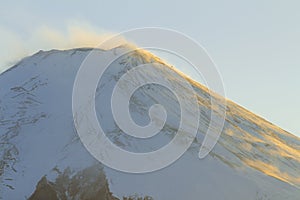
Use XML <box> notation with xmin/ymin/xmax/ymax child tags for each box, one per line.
<box><xmin>0</xmin><ymin>47</ymin><xmax>300</xmax><ymax>199</ymax></box>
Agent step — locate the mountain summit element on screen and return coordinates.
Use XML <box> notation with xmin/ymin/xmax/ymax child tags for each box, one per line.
<box><xmin>0</xmin><ymin>47</ymin><xmax>299</xmax><ymax>199</ymax></box>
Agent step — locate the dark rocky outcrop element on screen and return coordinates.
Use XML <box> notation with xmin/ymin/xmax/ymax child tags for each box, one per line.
<box><xmin>29</xmin><ymin>165</ymin><xmax>118</xmax><ymax>200</ymax></box>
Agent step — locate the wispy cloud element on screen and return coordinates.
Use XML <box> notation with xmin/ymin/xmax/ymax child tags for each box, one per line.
<box><xmin>0</xmin><ymin>21</ymin><xmax>128</xmax><ymax>73</ymax></box>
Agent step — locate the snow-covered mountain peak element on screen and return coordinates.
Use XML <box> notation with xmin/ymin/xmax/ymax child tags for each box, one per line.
<box><xmin>0</xmin><ymin>47</ymin><xmax>300</xmax><ymax>199</ymax></box>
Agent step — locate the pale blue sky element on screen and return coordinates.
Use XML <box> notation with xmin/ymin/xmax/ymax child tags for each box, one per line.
<box><xmin>1</xmin><ymin>0</ymin><xmax>299</xmax><ymax>137</ymax></box>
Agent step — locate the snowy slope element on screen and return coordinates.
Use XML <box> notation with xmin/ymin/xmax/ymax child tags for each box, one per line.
<box><xmin>0</xmin><ymin>46</ymin><xmax>300</xmax><ymax>199</ymax></box>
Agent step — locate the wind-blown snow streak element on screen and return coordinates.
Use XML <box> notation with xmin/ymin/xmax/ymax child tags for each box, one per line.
<box><xmin>0</xmin><ymin>22</ymin><xmax>129</xmax><ymax>73</ymax></box>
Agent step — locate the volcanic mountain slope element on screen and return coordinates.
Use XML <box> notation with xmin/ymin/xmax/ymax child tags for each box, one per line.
<box><xmin>0</xmin><ymin>46</ymin><xmax>300</xmax><ymax>199</ymax></box>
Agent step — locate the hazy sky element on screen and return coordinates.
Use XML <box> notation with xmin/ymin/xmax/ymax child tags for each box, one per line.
<box><xmin>1</xmin><ymin>0</ymin><xmax>299</xmax><ymax>137</ymax></box>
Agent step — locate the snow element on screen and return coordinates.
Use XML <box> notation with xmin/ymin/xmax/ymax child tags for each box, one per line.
<box><xmin>0</xmin><ymin>47</ymin><xmax>299</xmax><ymax>199</ymax></box>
